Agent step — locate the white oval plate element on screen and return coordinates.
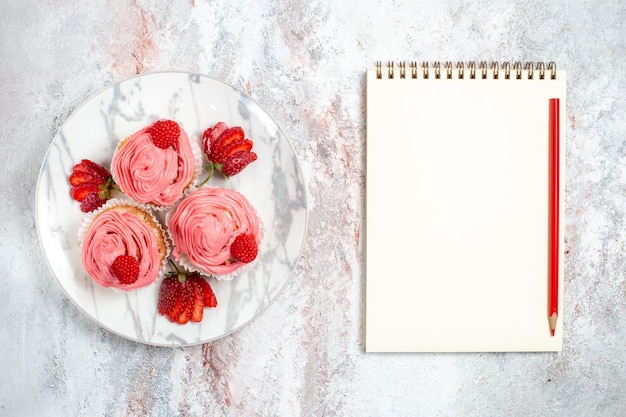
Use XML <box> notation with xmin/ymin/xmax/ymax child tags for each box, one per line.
<box><xmin>35</xmin><ymin>72</ymin><xmax>308</xmax><ymax>346</ymax></box>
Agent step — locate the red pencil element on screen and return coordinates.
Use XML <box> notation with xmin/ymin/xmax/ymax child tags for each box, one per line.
<box><xmin>549</xmin><ymin>98</ymin><xmax>560</xmax><ymax>336</ymax></box>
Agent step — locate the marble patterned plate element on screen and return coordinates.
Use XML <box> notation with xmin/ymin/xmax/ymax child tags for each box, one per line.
<box><xmin>35</xmin><ymin>72</ymin><xmax>308</xmax><ymax>346</ymax></box>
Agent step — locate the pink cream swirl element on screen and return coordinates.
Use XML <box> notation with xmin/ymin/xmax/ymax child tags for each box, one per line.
<box><xmin>111</xmin><ymin>121</ymin><xmax>195</xmax><ymax>207</ymax></box>
<box><xmin>81</xmin><ymin>208</ymin><xmax>165</xmax><ymax>290</ymax></box>
<box><xmin>169</xmin><ymin>188</ymin><xmax>261</xmax><ymax>275</ymax></box>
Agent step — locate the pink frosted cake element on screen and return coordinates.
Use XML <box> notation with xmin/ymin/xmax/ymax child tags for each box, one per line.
<box><xmin>111</xmin><ymin>119</ymin><xmax>196</xmax><ymax>208</ymax></box>
<box><xmin>80</xmin><ymin>201</ymin><xmax>168</xmax><ymax>290</ymax></box>
<box><xmin>168</xmin><ymin>187</ymin><xmax>262</xmax><ymax>278</ymax></box>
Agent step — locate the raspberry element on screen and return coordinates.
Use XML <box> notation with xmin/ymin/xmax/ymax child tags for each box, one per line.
<box><xmin>150</xmin><ymin>119</ymin><xmax>180</xmax><ymax>149</ymax></box>
<box><xmin>230</xmin><ymin>234</ymin><xmax>258</xmax><ymax>263</ymax></box>
<box><xmin>111</xmin><ymin>255</ymin><xmax>140</xmax><ymax>285</ymax></box>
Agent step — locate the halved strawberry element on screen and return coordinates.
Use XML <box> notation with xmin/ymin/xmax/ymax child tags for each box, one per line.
<box><xmin>213</xmin><ymin>139</ymin><xmax>254</xmax><ymax>164</ymax></box>
<box><xmin>190</xmin><ymin>280</ymin><xmax>205</xmax><ymax>322</ymax></box>
<box><xmin>221</xmin><ymin>151</ymin><xmax>258</xmax><ymax>177</ymax></box>
<box><xmin>72</xmin><ymin>159</ymin><xmax>111</xmax><ymax>180</ymax></box>
<box><xmin>202</xmin><ymin>122</ymin><xmax>228</xmax><ymax>156</ymax></box>
<box><xmin>158</xmin><ymin>277</ymin><xmax>181</xmax><ymax>315</ymax></box>
<box><xmin>210</xmin><ymin>127</ymin><xmax>245</xmax><ymax>162</ymax></box>
<box><xmin>69</xmin><ymin>171</ymin><xmax>106</xmax><ymax>187</ymax></box>
<box><xmin>177</xmin><ymin>285</ymin><xmax>194</xmax><ymax>325</ymax></box>
<box><xmin>80</xmin><ymin>192</ymin><xmax>107</xmax><ymax>212</ymax></box>
<box><xmin>70</xmin><ymin>183</ymin><xmax>100</xmax><ymax>202</ymax></box>
<box><xmin>157</xmin><ymin>264</ymin><xmax>219</xmax><ymax>325</ymax></box>
<box><xmin>167</xmin><ymin>294</ymin><xmax>184</xmax><ymax>322</ymax></box>
<box><xmin>194</xmin><ymin>276</ymin><xmax>218</xmax><ymax>308</ymax></box>
<box><xmin>68</xmin><ymin>159</ymin><xmax>116</xmax><ymax>211</ymax></box>
<box><xmin>199</xmin><ymin>122</ymin><xmax>257</xmax><ymax>184</ymax></box>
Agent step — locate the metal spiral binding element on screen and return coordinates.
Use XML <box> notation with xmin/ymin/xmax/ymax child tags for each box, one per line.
<box><xmin>375</xmin><ymin>61</ymin><xmax>557</xmax><ymax>80</ymax></box>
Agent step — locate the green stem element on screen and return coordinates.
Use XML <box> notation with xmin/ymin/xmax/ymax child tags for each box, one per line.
<box><xmin>167</xmin><ymin>259</ymin><xmax>186</xmax><ymax>283</ymax></box>
<box><xmin>197</xmin><ymin>165</ymin><xmax>216</xmax><ymax>187</ymax></box>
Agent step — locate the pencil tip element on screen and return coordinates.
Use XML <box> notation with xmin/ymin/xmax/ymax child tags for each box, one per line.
<box><xmin>548</xmin><ymin>313</ymin><xmax>558</xmax><ymax>337</ymax></box>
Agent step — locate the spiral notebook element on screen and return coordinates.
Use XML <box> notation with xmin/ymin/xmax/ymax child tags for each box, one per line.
<box><xmin>365</xmin><ymin>61</ymin><xmax>566</xmax><ymax>352</ymax></box>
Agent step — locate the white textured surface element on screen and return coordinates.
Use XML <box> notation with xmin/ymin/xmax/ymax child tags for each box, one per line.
<box><xmin>1</xmin><ymin>0</ymin><xmax>625</xmax><ymax>416</ymax></box>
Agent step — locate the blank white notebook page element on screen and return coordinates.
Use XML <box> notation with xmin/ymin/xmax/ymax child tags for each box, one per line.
<box><xmin>365</xmin><ymin>63</ymin><xmax>566</xmax><ymax>352</ymax></box>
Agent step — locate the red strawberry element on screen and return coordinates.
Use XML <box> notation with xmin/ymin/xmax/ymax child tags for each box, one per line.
<box><xmin>150</xmin><ymin>119</ymin><xmax>180</xmax><ymax>149</ymax></box>
<box><xmin>111</xmin><ymin>255</ymin><xmax>140</xmax><ymax>285</ymax></box>
<box><xmin>80</xmin><ymin>192</ymin><xmax>107</xmax><ymax>212</ymax></box>
<box><xmin>167</xmin><ymin>289</ymin><xmax>185</xmax><ymax>322</ymax></box>
<box><xmin>201</xmin><ymin>122</ymin><xmax>228</xmax><ymax>156</ymax></box>
<box><xmin>157</xmin><ymin>265</ymin><xmax>218</xmax><ymax>325</ymax></box>
<box><xmin>210</xmin><ymin>127</ymin><xmax>245</xmax><ymax>162</ymax></box>
<box><xmin>190</xmin><ymin>280</ymin><xmax>205</xmax><ymax>322</ymax></box>
<box><xmin>177</xmin><ymin>285</ymin><xmax>194</xmax><ymax>324</ymax></box>
<box><xmin>70</xmin><ymin>182</ymin><xmax>101</xmax><ymax>202</ymax></box>
<box><xmin>72</xmin><ymin>159</ymin><xmax>111</xmax><ymax>180</ymax></box>
<box><xmin>68</xmin><ymin>159</ymin><xmax>116</xmax><ymax>211</ymax></box>
<box><xmin>230</xmin><ymin>234</ymin><xmax>258</xmax><ymax>263</ymax></box>
<box><xmin>69</xmin><ymin>171</ymin><xmax>106</xmax><ymax>187</ymax></box>
<box><xmin>213</xmin><ymin>139</ymin><xmax>254</xmax><ymax>165</ymax></box>
<box><xmin>157</xmin><ymin>277</ymin><xmax>181</xmax><ymax>315</ymax></box>
<box><xmin>221</xmin><ymin>151</ymin><xmax>258</xmax><ymax>177</ymax></box>
<box><xmin>199</xmin><ymin>122</ymin><xmax>257</xmax><ymax>184</ymax></box>
<box><xmin>194</xmin><ymin>275</ymin><xmax>218</xmax><ymax>308</ymax></box>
